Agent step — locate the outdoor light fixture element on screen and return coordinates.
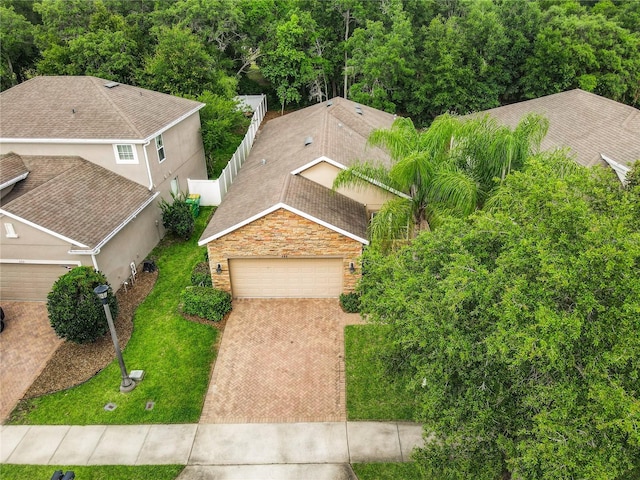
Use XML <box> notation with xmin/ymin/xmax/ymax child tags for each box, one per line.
<box><xmin>349</xmin><ymin>262</ymin><xmax>355</xmax><ymax>273</ymax></box>
<box><xmin>94</xmin><ymin>284</ymin><xmax>136</xmax><ymax>393</ymax></box>
<box><xmin>216</xmin><ymin>263</ymin><xmax>222</xmax><ymax>274</ymax></box>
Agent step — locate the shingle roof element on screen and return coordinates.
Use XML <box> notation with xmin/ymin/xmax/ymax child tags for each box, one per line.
<box><xmin>0</xmin><ymin>154</ymin><xmax>157</xmax><ymax>248</ymax></box>
<box><xmin>199</xmin><ymin>98</ymin><xmax>396</xmax><ymax>244</ymax></box>
<box><xmin>0</xmin><ymin>76</ymin><xmax>204</xmax><ymax>141</ymax></box>
<box><xmin>476</xmin><ymin>89</ymin><xmax>640</xmax><ymax>168</ymax></box>
<box><xmin>0</xmin><ymin>152</ymin><xmax>29</xmax><ymax>187</ymax></box>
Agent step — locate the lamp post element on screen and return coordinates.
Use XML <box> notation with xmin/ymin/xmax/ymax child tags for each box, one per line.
<box><xmin>94</xmin><ymin>284</ymin><xmax>136</xmax><ymax>393</ymax></box>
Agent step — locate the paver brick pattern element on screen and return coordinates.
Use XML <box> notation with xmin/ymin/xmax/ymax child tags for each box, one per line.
<box><xmin>200</xmin><ymin>299</ymin><xmax>363</xmax><ymax>424</ymax></box>
<box><xmin>0</xmin><ymin>301</ymin><xmax>62</xmax><ymax>422</ymax></box>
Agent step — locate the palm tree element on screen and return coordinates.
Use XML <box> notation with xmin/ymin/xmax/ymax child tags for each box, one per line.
<box><xmin>333</xmin><ymin>112</ymin><xmax>548</xmax><ymax>248</ymax></box>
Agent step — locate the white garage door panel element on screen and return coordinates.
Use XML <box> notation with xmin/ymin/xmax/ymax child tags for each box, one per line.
<box><xmin>0</xmin><ymin>263</ymin><xmax>67</xmax><ymax>301</ymax></box>
<box><xmin>230</xmin><ymin>258</ymin><xmax>343</xmax><ymax>298</ymax></box>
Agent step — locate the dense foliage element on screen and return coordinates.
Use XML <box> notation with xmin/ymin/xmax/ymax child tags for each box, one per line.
<box><xmin>47</xmin><ymin>266</ymin><xmax>117</xmax><ymax>344</ymax></box>
<box><xmin>191</xmin><ymin>261</ymin><xmax>213</xmax><ymax>288</ymax></box>
<box><xmin>339</xmin><ymin>292</ymin><xmax>361</xmax><ymax>313</ymax></box>
<box><xmin>358</xmin><ymin>153</ymin><xmax>640</xmax><ymax>479</ymax></box>
<box><xmin>159</xmin><ymin>193</ymin><xmax>195</xmax><ymax>240</ymax></box>
<box><xmin>181</xmin><ymin>286</ymin><xmax>232</xmax><ymax>322</ymax></box>
<box><xmin>2</xmin><ymin>0</ymin><xmax>638</xmax><ymax>125</ymax></box>
<box><xmin>334</xmin><ymin>112</ymin><xmax>548</xmax><ymax>248</ymax></box>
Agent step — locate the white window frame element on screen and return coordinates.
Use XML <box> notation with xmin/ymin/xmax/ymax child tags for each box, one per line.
<box><xmin>4</xmin><ymin>223</ymin><xmax>18</xmax><ymax>238</ymax></box>
<box><xmin>113</xmin><ymin>144</ymin><xmax>138</xmax><ymax>164</ymax></box>
<box><xmin>155</xmin><ymin>134</ymin><xmax>166</xmax><ymax>163</ymax></box>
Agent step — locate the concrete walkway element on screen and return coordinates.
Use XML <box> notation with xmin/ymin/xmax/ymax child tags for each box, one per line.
<box><xmin>1</xmin><ymin>421</ymin><xmax>423</xmax><ymax>478</ymax></box>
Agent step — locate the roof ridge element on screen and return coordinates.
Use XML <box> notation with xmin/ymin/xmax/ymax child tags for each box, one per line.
<box><xmin>279</xmin><ymin>172</ymin><xmax>293</xmax><ymax>203</ymax></box>
<box><xmin>89</xmin><ymin>76</ymin><xmax>144</xmax><ymax>138</ymax></box>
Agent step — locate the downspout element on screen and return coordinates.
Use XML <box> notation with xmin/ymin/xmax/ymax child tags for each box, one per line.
<box><xmin>142</xmin><ymin>140</ymin><xmax>153</xmax><ymax>190</ymax></box>
<box><xmin>91</xmin><ymin>253</ymin><xmax>99</xmax><ymax>271</ymax></box>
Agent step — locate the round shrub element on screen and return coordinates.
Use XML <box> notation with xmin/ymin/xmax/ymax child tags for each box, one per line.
<box><xmin>181</xmin><ymin>287</ymin><xmax>231</xmax><ymax>321</ymax></box>
<box><xmin>47</xmin><ymin>266</ymin><xmax>118</xmax><ymax>344</ymax></box>
<box><xmin>339</xmin><ymin>292</ymin><xmax>361</xmax><ymax>313</ymax></box>
<box><xmin>159</xmin><ymin>193</ymin><xmax>194</xmax><ymax>240</ymax></box>
<box><xmin>191</xmin><ymin>261</ymin><xmax>213</xmax><ymax>287</ymax></box>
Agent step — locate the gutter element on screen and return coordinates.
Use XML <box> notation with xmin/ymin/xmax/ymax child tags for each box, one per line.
<box><xmin>68</xmin><ymin>192</ymin><xmax>160</xmax><ymax>256</ymax></box>
<box><xmin>0</xmin><ymin>172</ymin><xmax>29</xmax><ymax>191</ymax></box>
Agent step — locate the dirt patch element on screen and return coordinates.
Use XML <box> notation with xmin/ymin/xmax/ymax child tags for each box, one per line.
<box><xmin>23</xmin><ymin>269</ymin><xmax>158</xmax><ymax>399</ymax></box>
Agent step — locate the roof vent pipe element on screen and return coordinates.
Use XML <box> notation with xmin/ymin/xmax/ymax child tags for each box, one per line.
<box><xmin>304</xmin><ymin>136</ymin><xmax>313</xmax><ymax>146</ymax></box>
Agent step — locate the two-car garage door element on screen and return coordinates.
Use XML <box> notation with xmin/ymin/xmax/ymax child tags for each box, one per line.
<box><xmin>229</xmin><ymin>258</ymin><xmax>343</xmax><ymax>298</ymax></box>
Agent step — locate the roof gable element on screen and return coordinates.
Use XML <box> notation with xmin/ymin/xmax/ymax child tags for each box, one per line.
<box><xmin>199</xmin><ymin>98</ymin><xmax>396</xmax><ymax>245</ymax></box>
<box><xmin>477</xmin><ymin>89</ymin><xmax>640</xmax><ymax>169</ymax></box>
<box><xmin>0</xmin><ymin>154</ymin><xmax>157</xmax><ymax>248</ymax></box>
<box><xmin>0</xmin><ymin>76</ymin><xmax>204</xmax><ymax>141</ymax></box>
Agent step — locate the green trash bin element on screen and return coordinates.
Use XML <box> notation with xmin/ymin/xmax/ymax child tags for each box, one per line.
<box><xmin>186</xmin><ymin>194</ymin><xmax>201</xmax><ymax>218</ymax></box>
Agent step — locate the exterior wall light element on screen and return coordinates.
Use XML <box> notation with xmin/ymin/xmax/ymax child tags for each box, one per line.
<box><xmin>349</xmin><ymin>262</ymin><xmax>355</xmax><ymax>274</ymax></box>
<box><xmin>216</xmin><ymin>263</ymin><xmax>222</xmax><ymax>274</ymax></box>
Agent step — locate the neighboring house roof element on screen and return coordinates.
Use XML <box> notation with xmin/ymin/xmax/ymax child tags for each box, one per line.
<box><xmin>0</xmin><ymin>76</ymin><xmax>204</xmax><ymax>142</ymax></box>
<box><xmin>199</xmin><ymin>97</ymin><xmax>396</xmax><ymax>245</ymax></box>
<box><xmin>476</xmin><ymin>89</ymin><xmax>640</xmax><ymax>170</ymax></box>
<box><xmin>0</xmin><ymin>152</ymin><xmax>29</xmax><ymax>190</ymax></box>
<box><xmin>0</xmin><ymin>153</ymin><xmax>158</xmax><ymax>249</ymax></box>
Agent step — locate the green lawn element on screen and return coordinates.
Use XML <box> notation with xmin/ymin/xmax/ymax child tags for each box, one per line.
<box><xmin>0</xmin><ymin>465</ymin><xmax>183</xmax><ymax>480</ymax></box>
<box><xmin>345</xmin><ymin>324</ymin><xmax>419</xmax><ymax>421</ymax></box>
<box><xmin>352</xmin><ymin>462</ymin><xmax>425</xmax><ymax>480</ymax></box>
<box><xmin>8</xmin><ymin>208</ymin><xmax>218</xmax><ymax>425</ymax></box>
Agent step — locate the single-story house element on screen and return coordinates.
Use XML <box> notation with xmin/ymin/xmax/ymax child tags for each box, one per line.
<box><xmin>198</xmin><ymin>97</ymin><xmax>398</xmax><ymax>298</ymax></box>
<box><xmin>477</xmin><ymin>89</ymin><xmax>640</xmax><ymax>182</ymax></box>
<box><xmin>0</xmin><ymin>76</ymin><xmax>208</xmax><ymax>300</ymax></box>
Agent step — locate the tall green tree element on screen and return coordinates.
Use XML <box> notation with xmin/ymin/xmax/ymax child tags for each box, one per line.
<box><xmin>260</xmin><ymin>10</ymin><xmax>318</xmax><ymax>113</ymax></box>
<box><xmin>346</xmin><ymin>0</ymin><xmax>415</xmax><ymax>112</ymax></box>
<box><xmin>141</xmin><ymin>25</ymin><xmax>235</xmax><ymax>97</ymax></box>
<box><xmin>358</xmin><ymin>153</ymin><xmax>640</xmax><ymax>479</ymax></box>
<box><xmin>521</xmin><ymin>6</ymin><xmax>640</xmax><ymax>107</ymax></box>
<box><xmin>333</xmin><ymin>112</ymin><xmax>548</xmax><ymax>247</ymax></box>
<box><xmin>0</xmin><ymin>4</ymin><xmax>37</xmax><ymax>89</ymax></box>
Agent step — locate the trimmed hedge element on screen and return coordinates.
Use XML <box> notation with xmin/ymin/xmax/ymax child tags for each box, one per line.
<box><xmin>181</xmin><ymin>287</ymin><xmax>231</xmax><ymax>321</ymax></box>
<box><xmin>191</xmin><ymin>261</ymin><xmax>213</xmax><ymax>287</ymax></box>
<box><xmin>340</xmin><ymin>292</ymin><xmax>361</xmax><ymax>313</ymax></box>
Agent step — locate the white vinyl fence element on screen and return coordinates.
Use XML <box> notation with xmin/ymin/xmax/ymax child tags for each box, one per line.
<box><xmin>188</xmin><ymin>94</ymin><xmax>267</xmax><ymax>206</ymax></box>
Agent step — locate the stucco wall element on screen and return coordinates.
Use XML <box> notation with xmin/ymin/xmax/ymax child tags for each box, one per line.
<box><xmin>299</xmin><ymin>161</ymin><xmax>396</xmax><ymax>213</ymax></box>
<box><xmin>206</xmin><ymin>208</ymin><xmax>363</xmax><ymax>295</ymax></box>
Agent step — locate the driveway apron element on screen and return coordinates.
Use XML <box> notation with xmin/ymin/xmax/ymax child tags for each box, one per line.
<box><xmin>200</xmin><ymin>299</ymin><xmax>363</xmax><ymax>424</ymax></box>
<box><xmin>0</xmin><ymin>302</ymin><xmax>62</xmax><ymax>422</ymax></box>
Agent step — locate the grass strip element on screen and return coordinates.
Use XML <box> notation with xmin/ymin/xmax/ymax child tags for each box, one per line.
<box><xmin>0</xmin><ymin>465</ymin><xmax>183</xmax><ymax>480</ymax></box>
<box><xmin>351</xmin><ymin>462</ymin><xmax>424</xmax><ymax>480</ymax></box>
<box><xmin>9</xmin><ymin>208</ymin><xmax>218</xmax><ymax>425</ymax></box>
<box><xmin>345</xmin><ymin>324</ymin><xmax>419</xmax><ymax>421</ymax></box>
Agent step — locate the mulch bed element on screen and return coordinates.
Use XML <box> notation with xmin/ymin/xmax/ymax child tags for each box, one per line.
<box><xmin>24</xmin><ymin>267</ymin><xmax>228</xmax><ymax>399</ymax></box>
<box><xmin>23</xmin><ymin>270</ymin><xmax>158</xmax><ymax>399</ymax></box>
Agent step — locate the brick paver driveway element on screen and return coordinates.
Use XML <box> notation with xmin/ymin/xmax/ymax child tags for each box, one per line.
<box><xmin>200</xmin><ymin>299</ymin><xmax>363</xmax><ymax>424</ymax></box>
<box><xmin>0</xmin><ymin>302</ymin><xmax>62</xmax><ymax>422</ymax></box>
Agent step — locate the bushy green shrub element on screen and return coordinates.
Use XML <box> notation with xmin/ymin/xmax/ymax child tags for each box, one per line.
<box><xmin>340</xmin><ymin>292</ymin><xmax>361</xmax><ymax>313</ymax></box>
<box><xmin>47</xmin><ymin>266</ymin><xmax>118</xmax><ymax>344</ymax></box>
<box><xmin>159</xmin><ymin>193</ymin><xmax>194</xmax><ymax>240</ymax></box>
<box><xmin>191</xmin><ymin>261</ymin><xmax>213</xmax><ymax>287</ymax></box>
<box><xmin>181</xmin><ymin>287</ymin><xmax>231</xmax><ymax>321</ymax></box>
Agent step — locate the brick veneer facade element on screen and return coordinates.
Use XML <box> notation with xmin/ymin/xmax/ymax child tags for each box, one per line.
<box><xmin>206</xmin><ymin>208</ymin><xmax>364</xmax><ymax>296</ymax></box>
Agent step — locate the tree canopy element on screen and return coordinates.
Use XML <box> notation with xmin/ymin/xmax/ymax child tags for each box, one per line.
<box><xmin>333</xmin><ymin>112</ymin><xmax>548</xmax><ymax>248</ymax></box>
<box><xmin>2</xmin><ymin>0</ymin><xmax>639</xmax><ymax>123</ymax></box>
<box><xmin>358</xmin><ymin>153</ymin><xmax>640</xmax><ymax>479</ymax></box>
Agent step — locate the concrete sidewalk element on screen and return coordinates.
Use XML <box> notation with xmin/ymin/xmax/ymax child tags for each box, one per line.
<box><xmin>1</xmin><ymin>422</ymin><xmax>423</xmax><ymax>470</ymax></box>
